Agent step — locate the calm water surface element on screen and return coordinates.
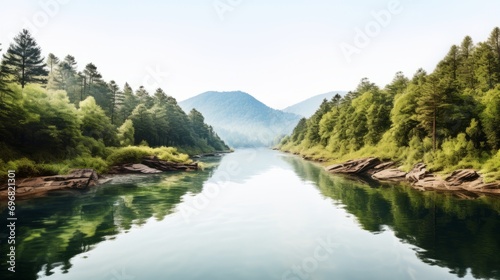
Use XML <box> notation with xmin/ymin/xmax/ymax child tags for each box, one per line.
<box><xmin>1</xmin><ymin>149</ymin><xmax>500</xmax><ymax>279</ymax></box>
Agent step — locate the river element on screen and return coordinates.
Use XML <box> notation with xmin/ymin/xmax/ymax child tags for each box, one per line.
<box><xmin>1</xmin><ymin>149</ymin><xmax>500</xmax><ymax>280</ymax></box>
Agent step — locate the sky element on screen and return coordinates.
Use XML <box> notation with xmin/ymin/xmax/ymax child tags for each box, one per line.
<box><xmin>1</xmin><ymin>0</ymin><xmax>499</xmax><ymax>109</ymax></box>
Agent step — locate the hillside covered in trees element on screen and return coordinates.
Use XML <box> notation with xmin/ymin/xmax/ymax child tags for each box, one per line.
<box><xmin>0</xmin><ymin>29</ymin><xmax>228</xmax><ymax>178</ymax></box>
<box><xmin>279</xmin><ymin>27</ymin><xmax>500</xmax><ymax>183</ymax></box>
<box><xmin>180</xmin><ymin>91</ymin><xmax>301</xmax><ymax>147</ymax></box>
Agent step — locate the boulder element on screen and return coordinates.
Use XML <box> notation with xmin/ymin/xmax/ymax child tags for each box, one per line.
<box><xmin>109</xmin><ymin>157</ymin><xmax>199</xmax><ymax>174</ymax></box>
<box><xmin>141</xmin><ymin>158</ymin><xmax>198</xmax><ymax>171</ymax></box>
<box><xmin>406</xmin><ymin>163</ymin><xmax>428</xmax><ymax>182</ymax></box>
<box><xmin>0</xmin><ymin>169</ymin><xmax>99</xmax><ymax>199</ymax></box>
<box><xmin>372</xmin><ymin>168</ymin><xmax>407</xmax><ymax>181</ymax></box>
<box><xmin>109</xmin><ymin>164</ymin><xmax>162</xmax><ymax>174</ymax></box>
<box><xmin>325</xmin><ymin>157</ymin><xmax>382</xmax><ymax>174</ymax></box>
<box><xmin>445</xmin><ymin>169</ymin><xmax>480</xmax><ymax>186</ymax></box>
<box><xmin>372</xmin><ymin>161</ymin><xmax>397</xmax><ymax>173</ymax></box>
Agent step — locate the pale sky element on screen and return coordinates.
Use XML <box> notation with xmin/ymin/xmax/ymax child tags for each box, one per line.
<box><xmin>1</xmin><ymin>0</ymin><xmax>499</xmax><ymax>109</ymax></box>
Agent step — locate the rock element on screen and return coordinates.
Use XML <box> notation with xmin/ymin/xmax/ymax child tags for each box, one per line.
<box><xmin>0</xmin><ymin>169</ymin><xmax>99</xmax><ymax>199</ymax></box>
<box><xmin>372</xmin><ymin>168</ymin><xmax>407</xmax><ymax>181</ymax></box>
<box><xmin>325</xmin><ymin>157</ymin><xmax>382</xmax><ymax>174</ymax></box>
<box><xmin>320</xmin><ymin>155</ymin><xmax>500</xmax><ymax>199</ymax></box>
<box><xmin>406</xmin><ymin>163</ymin><xmax>428</xmax><ymax>182</ymax></box>
<box><xmin>109</xmin><ymin>157</ymin><xmax>198</xmax><ymax>174</ymax></box>
<box><xmin>445</xmin><ymin>169</ymin><xmax>480</xmax><ymax>186</ymax></box>
<box><xmin>413</xmin><ymin>175</ymin><xmax>446</xmax><ymax>189</ymax></box>
<box><xmin>141</xmin><ymin>158</ymin><xmax>198</xmax><ymax>171</ymax></box>
<box><xmin>372</xmin><ymin>161</ymin><xmax>397</xmax><ymax>173</ymax></box>
<box><xmin>110</xmin><ymin>163</ymin><xmax>162</xmax><ymax>174</ymax></box>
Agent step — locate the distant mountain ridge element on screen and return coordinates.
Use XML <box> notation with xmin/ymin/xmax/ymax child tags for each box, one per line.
<box><xmin>283</xmin><ymin>91</ymin><xmax>347</xmax><ymax>118</ymax></box>
<box><xmin>180</xmin><ymin>91</ymin><xmax>301</xmax><ymax>147</ymax></box>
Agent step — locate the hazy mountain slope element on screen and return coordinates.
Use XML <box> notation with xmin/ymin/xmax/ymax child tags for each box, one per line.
<box><xmin>180</xmin><ymin>91</ymin><xmax>301</xmax><ymax>147</ymax></box>
<box><xmin>283</xmin><ymin>91</ymin><xmax>347</xmax><ymax>118</ymax></box>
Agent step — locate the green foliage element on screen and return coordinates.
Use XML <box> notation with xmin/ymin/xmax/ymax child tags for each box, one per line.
<box><xmin>67</xmin><ymin>156</ymin><xmax>109</xmax><ymax>174</ymax></box>
<box><xmin>117</xmin><ymin>119</ymin><xmax>135</xmax><ymax>146</ymax></box>
<box><xmin>280</xmin><ymin>27</ymin><xmax>500</xmax><ymax>183</ymax></box>
<box><xmin>0</xmin><ymin>30</ymin><xmax>228</xmax><ymax>178</ymax></box>
<box><xmin>106</xmin><ymin>146</ymin><xmax>191</xmax><ymax>166</ymax></box>
<box><xmin>1</xmin><ymin>29</ymin><xmax>48</xmax><ymax>88</ymax></box>
<box><xmin>79</xmin><ymin>96</ymin><xmax>118</xmax><ymax>146</ymax></box>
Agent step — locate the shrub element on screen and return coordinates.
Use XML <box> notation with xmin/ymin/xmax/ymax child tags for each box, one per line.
<box><xmin>106</xmin><ymin>146</ymin><xmax>192</xmax><ymax>166</ymax></box>
<box><xmin>67</xmin><ymin>156</ymin><xmax>109</xmax><ymax>174</ymax></box>
<box><xmin>7</xmin><ymin>158</ymin><xmax>40</xmax><ymax>178</ymax></box>
<box><xmin>106</xmin><ymin>146</ymin><xmax>152</xmax><ymax>166</ymax></box>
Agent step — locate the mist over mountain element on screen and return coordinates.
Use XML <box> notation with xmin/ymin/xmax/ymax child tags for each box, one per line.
<box><xmin>283</xmin><ymin>91</ymin><xmax>347</xmax><ymax>118</ymax></box>
<box><xmin>180</xmin><ymin>91</ymin><xmax>301</xmax><ymax>148</ymax></box>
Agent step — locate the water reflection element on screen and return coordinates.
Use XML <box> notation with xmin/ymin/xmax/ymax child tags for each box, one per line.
<box><xmin>1</xmin><ymin>151</ymin><xmax>500</xmax><ymax>280</ymax></box>
<box><xmin>0</xmin><ymin>158</ymin><xmax>221</xmax><ymax>280</ymax></box>
<box><xmin>282</xmin><ymin>154</ymin><xmax>500</xmax><ymax>279</ymax></box>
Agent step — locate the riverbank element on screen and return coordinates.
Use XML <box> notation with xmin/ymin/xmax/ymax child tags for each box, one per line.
<box><xmin>280</xmin><ymin>150</ymin><xmax>500</xmax><ymax>199</ymax></box>
<box><xmin>0</xmin><ymin>156</ymin><xmax>201</xmax><ymax>200</ymax></box>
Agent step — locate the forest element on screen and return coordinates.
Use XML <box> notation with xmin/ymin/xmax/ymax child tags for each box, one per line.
<box><xmin>0</xmin><ymin>29</ymin><xmax>229</xmax><ymax>178</ymax></box>
<box><xmin>280</xmin><ymin>27</ymin><xmax>500</xmax><ymax>183</ymax></box>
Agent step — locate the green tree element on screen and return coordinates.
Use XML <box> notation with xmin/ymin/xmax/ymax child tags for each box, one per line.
<box><xmin>189</xmin><ymin>108</ymin><xmax>208</xmax><ymax>140</ymax></box>
<box><xmin>488</xmin><ymin>27</ymin><xmax>500</xmax><ymax>77</ymax></box>
<box><xmin>458</xmin><ymin>36</ymin><xmax>476</xmax><ymax>89</ymax></box>
<box><xmin>117</xmin><ymin>83</ymin><xmax>138</xmax><ymax>125</ymax></box>
<box><xmin>1</xmin><ymin>29</ymin><xmax>48</xmax><ymax>88</ymax></box>
<box><xmin>117</xmin><ymin>119</ymin><xmax>135</xmax><ymax>146</ymax></box>
<box><xmin>46</xmin><ymin>53</ymin><xmax>60</xmax><ymax>73</ymax></box>
<box><xmin>81</xmin><ymin>63</ymin><xmax>102</xmax><ymax>101</ymax></box>
<box><xmin>0</xmin><ymin>44</ymin><xmax>13</xmax><ymax>97</ymax></box>
<box><xmin>415</xmin><ymin>76</ymin><xmax>448</xmax><ymax>151</ymax></box>
<box><xmin>474</xmin><ymin>42</ymin><xmax>498</xmax><ymax>91</ymax></box>
<box><xmin>78</xmin><ymin>96</ymin><xmax>118</xmax><ymax>146</ymax></box>
<box><xmin>135</xmin><ymin>86</ymin><xmax>154</xmax><ymax>108</ymax></box>
<box><xmin>480</xmin><ymin>88</ymin><xmax>500</xmax><ymax>150</ymax></box>
<box><xmin>108</xmin><ymin>80</ymin><xmax>124</xmax><ymax>125</ymax></box>
<box><xmin>130</xmin><ymin>104</ymin><xmax>155</xmax><ymax>145</ymax></box>
<box><xmin>435</xmin><ymin>45</ymin><xmax>460</xmax><ymax>83</ymax></box>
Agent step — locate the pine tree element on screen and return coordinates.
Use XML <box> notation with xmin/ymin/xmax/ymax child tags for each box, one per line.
<box><xmin>46</xmin><ymin>53</ymin><xmax>60</xmax><ymax>74</ymax></box>
<box><xmin>488</xmin><ymin>27</ymin><xmax>500</xmax><ymax>76</ymax></box>
<box><xmin>474</xmin><ymin>42</ymin><xmax>497</xmax><ymax>91</ymax></box>
<box><xmin>0</xmin><ymin>44</ymin><xmax>12</xmax><ymax>97</ymax></box>
<box><xmin>458</xmin><ymin>36</ymin><xmax>476</xmax><ymax>89</ymax></box>
<box><xmin>1</xmin><ymin>29</ymin><xmax>48</xmax><ymax>88</ymax></box>
<box><xmin>416</xmin><ymin>76</ymin><xmax>449</xmax><ymax>151</ymax></box>
<box><xmin>81</xmin><ymin>63</ymin><xmax>102</xmax><ymax>100</ymax></box>
<box><xmin>108</xmin><ymin>80</ymin><xmax>124</xmax><ymax>125</ymax></box>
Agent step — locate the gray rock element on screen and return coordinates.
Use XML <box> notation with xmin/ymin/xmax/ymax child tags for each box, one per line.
<box><xmin>372</xmin><ymin>169</ymin><xmax>407</xmax><ymax>181</ymax></box>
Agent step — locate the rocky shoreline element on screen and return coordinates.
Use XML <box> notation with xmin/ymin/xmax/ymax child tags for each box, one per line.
<box><xmin>0</xmin><ymin>157</ymin><xmax>199</xmax><ymax>199</ymax></box>
<box><xmin>323</xmin><ymin>157</ymin><xmax>500</xmax><ymax>199</ymax></box>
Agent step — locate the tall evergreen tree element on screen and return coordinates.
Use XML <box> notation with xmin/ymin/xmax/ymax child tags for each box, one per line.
<box><xmin>0</xmin><ymin>44</ymin><xmax>12</xmax><ymax>96</ymax></box>
<box><xmin>458</xmin><ymin>36</ymin><xmax>476</xmax><ymax>89</ymax></box>
<box><xmin>1</xmin><ymin>29</ymin><xmax>48</xmax><ymax>88</ymax></box>
<box><xmin>46</xmin><ymin>53</ymin><xmax>60</xmax><ymax>73</ymax></box>
<box><xmin>488</xmin><ymin>27</ymin><xmax>500</xmax><ymax>75</ymax></box>
<box><xmin>108</xmin><ymin>80</ymin><xmax>124</xmax><ymax>125</ymax></box>
<box><xmin>416</xmin><ymin>76</ymin><xmax>448</xmax><ymax>151</ymax></box>
<box><xmin>81</xmin><ymin>63</ymin><xmax>102</xmax><ymax>100</ymax></box>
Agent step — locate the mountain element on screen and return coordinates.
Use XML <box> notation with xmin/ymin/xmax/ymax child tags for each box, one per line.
<box><xmin>180</xmin><ymin>91</ymin><xmax>301</xmax><ymax>148</ymax></box>
<box><xmin>283</xmin><ymin>91</ymin><xmax>347</xmax><ymax>118</ymax></box>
